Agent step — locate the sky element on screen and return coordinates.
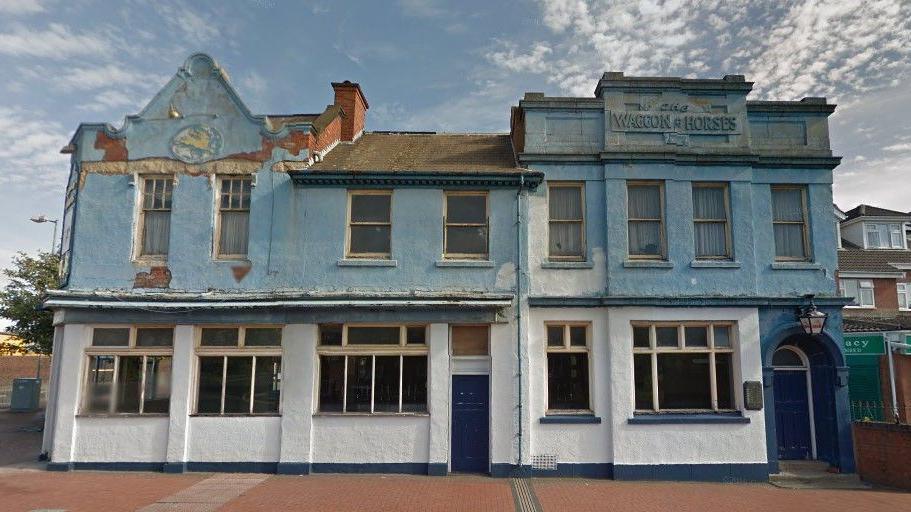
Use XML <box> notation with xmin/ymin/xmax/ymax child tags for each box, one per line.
<box><xmin>0</xmin><ymin>0</ymin><xmax>909</xmax><ymax>327</ymax></box>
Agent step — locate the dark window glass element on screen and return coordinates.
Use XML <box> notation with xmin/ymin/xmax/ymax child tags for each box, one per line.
<box><xmin>655</xmin><ymin>326</ymin><xmax>678</xmax><ymax>347</ymax></box>
<box><xmin>92</xmin><ymin>328</ymin><xmax>130</xmax><ymax>347</ymax></box>
<box><xmin>348</xmin><ymin>326</ymin><xmax>400</xmax><ymax>345</ymax></box>
<box><xmin>684</xmin><ymin>326</ymin><xmax>708</xmax><ymax>347</ymax></box>
<box><xmin>656</xmin><ymin>353</ymin><xmax>711</xmax><ymax>409</ymax></box>
<box><xmin>85</xmin><ymin>355</ymin><xmax>115</xmax><ymax>413</ymax></box>
<box><xmin>447</xmin><ymin>194</ymin><xmax>486</xmax><ymax>224</ymax></box>
<box><xmin>143</xmin><ymin>356</ymin><xmax>172</xmax><ymax>414</ymax></box>
<box><xmin>445</xmin><ymin>226</ymin><xmax>488</xmax><ymax>255</ymax></box>
<box><xmin>201</xmin><ymin>328</ymin><xmax>239</xmax><ymax>347</ymax></box>
<box><xmin>713</xmin><ymin>325</ymin><xmax>731</xmax><ymax>347</ymax></box>
<box><xmin>634</xmin><ymin>354</ymin><xmax>653</xmax><ymax>410</ymax></box>
<box><xmin>402</xmin><ymin>356</ymin><xmax>428</xmax><ymax>412</ymax></box>
<box><xmin>320</xmin><ymin>324</ymin><xmax>343</xmax><ymax>346</ymax></box>
<box><xmin>546</xmin><ymin>325</ymin><xmax>564</xmax><ymax>347</ymax></box>
<box><xmin>633</xmin><ymin>326</ymin><xmax>650</xmax><ymax>348</ymax></box>
<box><xmin>374</xmin><ymin>356</ymin><xmax>401</xmax><ymax>412</ymax></box>
<box><xmin>547</xmin><ymin>353</ymin><xmax>589</xmax><ymax>410</ymax></box>
<box><xmin>569</xmin><ymin>326</ymin><xmax>587</xmax><ymax>347</ymax></box>
<box><xmin>136</xmin><ymin>328</ymin><xmax>174</xmax><ymax>347</ymax></box>
<box><xmin>319</xmin><ymin>356</ymin><xmax>345</xmax><ymax>412</ymax></box>
<box><xmin>115</xmin><ymin>356</ymin><xmax>142</xmax><ymax>413</ymax></box>
<box><xmin>197</xmin><ymin>357</ymin><xmax>224</xmax><ymax>414</ymax></box>
<box><xmin>406</xmin><ymin>326</ymin><xmax>426</xmax><ymax>345</ymax></box>
<box><xmin>253</xmin><ymin>356</ymin><xmax>281</xmax><ymax>413</ymax></box>
<box><xmin>349</xmin><ymin>225</ymin><xmax>391</xmax><ymax>254</ymax></box>
<box><xmin>715</xmin><ymin>353</ymin><xmax>734</xmax><ymax>409</ymax></box>
<box><xmin>772</xmin><ymin>348</ymin><xmax>804</xmax><ymax>367</ymax></box>
<box><xmin>224</xmin><ymin>357</ymin><xmax>253</xmax><ymax>413</ymax></box>
<box><xmin>346</xmin><ymin>356</ymin><xmax>372</xmax><ymax>412</ymax></box>
<box><xmin>350</xmin><ymin>194</ymin><xmax>391</xmax><ymax>222</ymax></box>
<box><xmin>245</xmin><ymin>328</ymin><xmax>282</xmax><ymax>347</ymax></box>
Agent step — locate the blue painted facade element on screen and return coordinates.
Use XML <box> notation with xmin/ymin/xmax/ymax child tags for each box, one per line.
<box><xmin>44</xmin><ymin>56</ymin><xmax>853</xmax><ymax>481</ymax></box>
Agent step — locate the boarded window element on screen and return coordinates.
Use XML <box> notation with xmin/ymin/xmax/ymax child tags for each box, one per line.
<box><xmin>451</xmin><ymin>325</ymin><xmax>489</xmax><ymax>356</ymax></box>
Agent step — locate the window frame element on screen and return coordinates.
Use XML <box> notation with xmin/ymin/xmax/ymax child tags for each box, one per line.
<box><xmin>346</xmin><ymin>190</ymin><xmax>393</xmax><ymax>259</ymax></box>
<box><xmin>213</xmin><ymin>175</ymin><xmax>253</xmax><ymax>260</ymax></box>
<box><xmin>82</xmin><ymin>325</ymin><xmax>175</xmax><ymax>416</ymax></box>
<box><xmin>193</xmin><ymin>325</ymin><xmax>283</xmax><ymax>416</ymax></box>
<box><xmin>547</xmin><ymin>182</ymin><xmax>587</xmax><ymax>261</ymax></box>
<box><xmin>865</xmin><ymin>222</ymin><xmax>905</xmax><ymax>249</ymax></box>
<box><xmin>316</xmin><ymin>323</ymin><xmax>429</xmax><ymax>415</ymax></box>
<box><xmin>626</xmin><ymin>180</ymin><xmax>667</xmax><ymax>259</ymax></box>
<box><xmin>631</xmin><ymin>321</ymin><xmax>737</xmax><ymax>413</ymax></box>
<box><xmin>840</xmin><ymin>279</ymin><xmax>876</xmax><ymax>308</ymax></box>
<box><xmin>134</xmin><ymin>175</ymin><xmax>174</xmax><ymax>261</ymax></box>
<box><xmin>692</xmin><ymin>182</ymin><xmax>732</xmax><ymax>260</ymax></box>
<box><xmin>544</xmin><ymin>322</ymin><xmax>593</xmax><ymax>414</ymax></box>
<box><xmin>770</xmin><ymin>185</ymin><xmax>811</xmax><ymax>262</ymax></box>
<box><xmin>443</xmin><ymin>191</ymin><xmax>489</xmax><ymax>260</ymax></box>
<box><xmin>898</xmin><ymin>282</ymin><xmax>910</xmax><ymax>311</ymax></box>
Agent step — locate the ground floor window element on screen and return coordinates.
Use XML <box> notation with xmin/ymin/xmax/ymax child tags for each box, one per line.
<box><xmin>83</xmin><ymin>326</ymin><xmax>174</xmax><ymax>415</ymax></box>
<box><xmin>318</xmin><ymin>324</ymin><xmax>428</xmax><ymax>413</ymax></box>
<box><xmin>195</xmin><ymin>326</ymin><xmax>282</xmax><ymax>415</ymax></box>
<box><xmin>632</xmin><ymin>322</ymin><xmax>735</xmax><ymax>412</ymax></box>
<box><xmin>545</xmin><ymin>322</ymin><xmax>591</xmax><ymax>412</ymax></box>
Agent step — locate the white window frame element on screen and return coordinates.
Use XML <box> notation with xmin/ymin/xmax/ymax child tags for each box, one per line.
<box><xmin>82</xmin><ymin>325</ymin><xmax>175</xmax><ymax>415</ymax></box>
<box><xmin>316</xmin><ymin>324</ymin><xmax>428</xmax><ymax>414</ymax></box>
<box><xmin>134</xmin><ymin>175</ymin><xmax>174</xmax><ymax>261</ymax></box>
<box><xmin>840</xmin><ymin>279</ymin><xmax>875</xmax><ymax>308</ymax></box>
<box><xmin>771</xmin><ymin>185</ymin><xmax>811</xmax><ymax>261</ymax></box>
<box><xmin>632</xmin><ymin>321</ymin><xmax>737</xmax><ymax>413</ymax></box>
<box><xmin>627</xmin><ymin>181</ymin><xmax>666</xmax><ymax>259</ymax></box>
<box><xmin>346</xmin><ymin>190</ymin><xmax>393</xmax><ymax>259</ymax></box>
<box><xmin>865</xmin><ymin>222</ymin><xmax>905</xmax><ymax>249</ymax></box>
<box><xmin>194</xmin><ymin>326</ymin><xmax>283</xmax><ymax>415</ymax></box>
<box><xmin>692</xmin><ymin>182</ymin><xmax>732</xmax><ymax>260</ymax></box>
<box><xmin>897</xmin><ymin>282</ymin><xmax>910</xmax><ymax>311</ymax></box>
<box><xmin>443</xmin><ymin>191</ymin><xmax>489</xmax><ymax>260</ymax></box>
<box><xmin>214</xmin><ymin>175</ymin><xmax>253</xmax><ymax>260</ymax></box>
<box><xmin>544</xmin><ymin>322</ymin><xmax>593</xmax><ymax>414</ymax></box>
<box><xmin>547</xmin><ymin>182</ymin><xmax>586</xmax><ymax>261</ymax></box>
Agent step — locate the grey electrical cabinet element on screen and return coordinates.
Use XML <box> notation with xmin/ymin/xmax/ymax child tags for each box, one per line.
<box><xmin>10</xmin><ymin>378</ymin><xmax>41</xmax><ymax>411</ymax></box>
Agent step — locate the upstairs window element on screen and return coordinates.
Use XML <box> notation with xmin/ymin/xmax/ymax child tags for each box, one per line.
<box><xmin>627</xmin><ymin>182</ymin><xmax>665</xmax><ymax>258</ymax></box>
<box><xmin>444</xmin><ymin>192</ymin><xmax>488</xmax><ymax>259</ymax></box>
<box><xmin>865</xmin><ymin>223</ymin><xmax>904</xmax><ymax>249</ymax></box>
<box><xmin>548</xmin><ymin>183</ymin><xmax>585</xmax><ymax>260</ymax></box>
<box><xmin>216</xmin><ymin>177</ymin><xmax>252</xmax><ymax>258</ymax></box>
<box><xmin>771</xmin><ymin>186</ymin><xmax>810</xmax><ymax>261</ymax></box>
<box><xmin>840</xmin><ymin>279</ymin><xmax>875</xmax><ymax>308</ymax></box>
<box><xmin>83</xmin><ymin>326</ymin><xmax>174</xmax><ymax>415</ymax></box>
<box><xmin>138</xmin><ymin>177</ymin><xmax>173</xmax><ymax>258</ymax></box>
<box><xmin>898</xmin><ymin>282</ymin><xmax>910</xmax><ymax>310</ymax></box>
<box><xmin>348</xmin><ymin>191</ymin><xmax>392</xmax><ymax>258</ymax></box>
<box><xmin>692</xmin><ymin>183</ymin><xmax>731</xmax><ymax>259</ymax></box>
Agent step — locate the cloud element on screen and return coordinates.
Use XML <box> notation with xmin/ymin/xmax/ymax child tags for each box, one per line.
<box><xmin>883</xmin><ymin>142</ymin><xmax>911</xmax><ymax>152</ymax></box>
<box><xmin>399</xmin><ymin>0</ymin><xmax>448</xmax><ymax>18</ymax></box>
<box><xmin>149</xmin><ymin>2</ymin><xmax>222</xmax><ymax>47</ymax></box>
<box><xmin>0</xmin><ymin>107</ymin><xmax>70</xmax><ymax>189</ymax></box>
<box><xmin>23</xmin><ymin>64</ymin><xmax>167</xmax><ymax>92</ymax></box>
<box><xmin>0</xmin><ymin>0</ymin><xmax>45</xmax><ymax>14</ymax></box>
<box><xmin>485</xmin><ymin>42</ymin><xmax>553</xmax><ymax>73</ymax></box>
<box><xmin>0</xmin><ymin>23</ymin><xmax>109</xmax><ymax>59</ymax></box>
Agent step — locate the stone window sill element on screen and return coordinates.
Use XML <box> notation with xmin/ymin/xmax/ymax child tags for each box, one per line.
<box><xmin>435</xmin><ymin>259</ymin><xmax>495</xmax><ymax>268</ymax></box>
<box><xmin>539</xmin><ymin>414</ymin><xmax>602</xmax><ymax>424</ymax></box>
<box><xmin>623</xmin><ymin>259</ymin><xmax>673</xmax><ymax>269</ymax></box>
<box><xmin>313</xmin><ymin>412</ymin><xmax>429</xmax><ymax>418</ymax></box>
<box><xmin>628</xmin><ymin>412</ymin><xmax>749</xmax><ymax>425</ymax></box>
<box><xmin>541</xmin><ymin>261</ymin><xmax>594</xmax><ymax>269</ymax></box>
<box><xmin>337</xmin><ymin>259</ymin><xmax>398</xmax><ymax>267</ymax></box>
<box><xmin>770</xmin><ymin>261</ymin><xmax>823</xmax><ymax>271</ymax></box>
<box><xmin>690</xmin><ymin>260</ymin><xmax>742</xmax><ymax>269</ymax></box>
<box><xmin>76</xmin><ymin>413</ymin><xmax>169</xmax><ymax>418</ymax></box>
<box><xmin>191</xmin><ymin>414</ymin><xmax>281</xmax><ymax>418</ymax></box>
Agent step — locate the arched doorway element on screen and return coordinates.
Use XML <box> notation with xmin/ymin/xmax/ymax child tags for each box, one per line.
<box><xmin>773</xmin><ymin>346</ymin><xmax>815</xmax><ymax>460</ymax></box>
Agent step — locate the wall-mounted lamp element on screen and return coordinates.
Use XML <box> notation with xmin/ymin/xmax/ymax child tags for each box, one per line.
<box><xmin>797</xmin><ymin>294</ymin><xmax>828</xmax><ymax>336</ymax></box>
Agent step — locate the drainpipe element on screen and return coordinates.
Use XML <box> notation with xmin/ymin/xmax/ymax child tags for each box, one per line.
<box><xmin>515</xmin><ymin>174</ymin><xmax>525</xmax><ymax>473</ymax></box>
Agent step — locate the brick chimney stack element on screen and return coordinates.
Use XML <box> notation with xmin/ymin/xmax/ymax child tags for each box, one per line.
<box><xmin>331</xmin><ymin>81</ymin><xmax>369</xmax><ymax>142</ymax></box>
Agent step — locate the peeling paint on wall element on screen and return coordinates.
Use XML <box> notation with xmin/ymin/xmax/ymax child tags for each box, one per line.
<box><xmin>133</xmin><ymin>266</ymin><xmax>172</xmax><ymax>289</ymax></box>
<box><xmin>94</xmin><ymin>131</ymin><xmax>128</xmax><ymax>161</ymax></box>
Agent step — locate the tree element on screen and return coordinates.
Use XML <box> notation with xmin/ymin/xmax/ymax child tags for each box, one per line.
<box><xmin>0</xmin><ymin>251</ymin><xmax>60</xmax><ymax>355</ymax></box>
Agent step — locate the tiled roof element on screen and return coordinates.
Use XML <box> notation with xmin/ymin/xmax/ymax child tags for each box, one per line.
<box><xmin>843</xmin><ymin>317</ymin><xmax>906</xmax><ymax>333</ymax></box>
<box><xmin>838</xmin><ymin>248</ymin><xmax>911</xmax><ymax>273</ymax></box>
<box><xmin>309</xmin><ymin>133</ymin><xmax>521</xmax><ymax>172</ymax></box>
<box><xmin>844</xmin><ymin>204</ymin><xmax>911</xmax><ymax>220</ymax></box>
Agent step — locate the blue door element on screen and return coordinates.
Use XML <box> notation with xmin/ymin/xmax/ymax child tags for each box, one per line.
<box><xmin>451</xmin><ymin>375</ymin><xmax>489</xmax><ymax>473</ymax></box>
<box><xmin>774</xmin><ymin>370</ymin><xmax>812</xmax><ymax>460</ymax></box>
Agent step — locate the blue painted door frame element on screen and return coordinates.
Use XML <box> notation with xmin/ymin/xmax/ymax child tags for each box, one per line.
<box><xmin>451</xmin><ymin>375</ymin><xmax>490</xmax><ymax>473</ymax></box>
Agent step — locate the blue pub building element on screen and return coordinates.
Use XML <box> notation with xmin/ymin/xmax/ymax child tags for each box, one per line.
<box><xmin>41</xmin><ymin>55</ymin><xmax>852</xmax><ymax>480</ymax></box>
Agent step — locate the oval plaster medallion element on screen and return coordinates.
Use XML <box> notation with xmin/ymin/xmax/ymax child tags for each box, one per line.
<box><xmin>170</xmin><ymin>124</ymin><xmax>223</xmax><ymax>163</ymax></box>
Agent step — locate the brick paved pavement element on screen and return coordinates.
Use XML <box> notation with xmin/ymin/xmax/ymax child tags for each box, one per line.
<box><xmin>1</xmin><ymin>470</ymin><xmax>910</xmax><ymax>512</ymax></box>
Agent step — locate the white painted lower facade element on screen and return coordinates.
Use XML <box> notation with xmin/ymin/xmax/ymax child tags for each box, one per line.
<box><xmin>44</xmin><ymin>306</ymin><xmax>771</xmax><ymax>480</ymax></box>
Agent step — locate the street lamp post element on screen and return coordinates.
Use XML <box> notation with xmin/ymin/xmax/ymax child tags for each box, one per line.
<box><xmin>29</xmin><ymin>214</ymin><xmax>59</xmax><ymax>380</ymax></box>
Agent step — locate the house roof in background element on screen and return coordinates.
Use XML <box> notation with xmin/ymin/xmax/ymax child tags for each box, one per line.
<box><xmin>844</xmin><ymin>204</ymin><xmax>911</xmax><ymax>221</ymax></box>
<box><xmin>842</xmin><ymin>316</ymin><xmax>910</xmax><ymax>333</ymax></box>
<box><xmin>838</xmin><ymin>248</ymin><xmax>911</xmax><ymax>273</ymax></box>
<box><xmin>308</xmin><ymin>133</ymin><xmax>521</xmax><ymax>173</ymax></box>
